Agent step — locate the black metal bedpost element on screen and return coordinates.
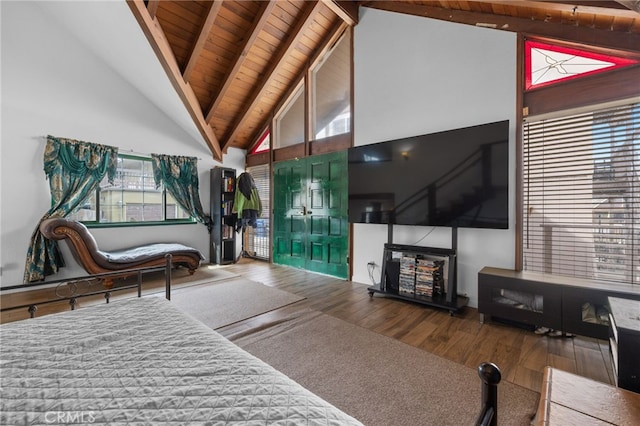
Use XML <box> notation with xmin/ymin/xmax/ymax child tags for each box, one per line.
<box><xmin>165</xmin><ymin>254</ymin><xmax>172</xmax><ymax>300</ymax></box>
<box><xmin>137</xmin><ymin>270</ymin><xmax>143</xmax><ymax>298</ymax></box>
<box><xmin>476</xmin><ymin>362</ymin><xmax>501</xmax><ymax>426</ymax></box>
<box><xmin>28</xmin><ymin>304</ymin><xmax>37</xmax><ymax>318</ymax></box>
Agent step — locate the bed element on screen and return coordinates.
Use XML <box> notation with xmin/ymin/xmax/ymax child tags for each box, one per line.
<box><xmin>0</xmin><ymin>297</ymin><xmax>363</xmax><ymax>425</ymax></box>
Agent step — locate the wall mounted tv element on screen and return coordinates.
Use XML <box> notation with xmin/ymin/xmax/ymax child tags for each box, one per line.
<box><xmin>348</xmin><ymin>120</ymin><xmax>509</xmax><ymax>229</ymax></box>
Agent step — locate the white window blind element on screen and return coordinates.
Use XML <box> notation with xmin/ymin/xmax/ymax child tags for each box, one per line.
<box><xmin>247</xmin><ymin>164</ymin><xmax>270</xmax><ymax>218</ymax></box>
<box><xmin>523</xmin><ymin>101</ymin><xmax>640</xmax><ymax>285</ymax></box>
<box><xmin>245</xmin><ymin>164</ymin><xmax>270</xmax><ymax>260</ymax></box>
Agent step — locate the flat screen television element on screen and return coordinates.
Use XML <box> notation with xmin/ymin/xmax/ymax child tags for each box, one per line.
<box><xmin>348</xmin><ymin>120</ymin><xmax>509</xmax><ymax>229</ymax></box>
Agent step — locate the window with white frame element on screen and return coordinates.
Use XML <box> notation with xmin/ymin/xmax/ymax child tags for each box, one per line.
<box><xmin>313</xmin><ymin>29</ymin><xmax>351</xmax><ymax>139</ymax></box>
<box><xmin>274</xmin><ymin>84</ymin><xmax>305</xmax><ymax>149</ymax></box>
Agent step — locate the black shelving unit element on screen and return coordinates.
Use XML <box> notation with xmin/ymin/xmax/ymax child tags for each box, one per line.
<box><xmin>368</xmin><ymin>243</ymin><xmax>468</xmax><ymax>315</ymax></box>
<box><xmin>210</xmin><ymin>167</ymin><xmax>236</xmax><ymax>265</ymax></box>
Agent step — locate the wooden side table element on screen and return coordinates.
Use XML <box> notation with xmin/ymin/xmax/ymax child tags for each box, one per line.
<box><xmin>535</xmin><ymin>367</ymin><xmax>640</xmax><ymax>425</ymax></box>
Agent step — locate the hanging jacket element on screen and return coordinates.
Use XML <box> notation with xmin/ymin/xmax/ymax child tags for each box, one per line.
<box><xmin>233</xmin><ymin>172</ymin><xmax>262</xmax><ymax>217</ymax></box>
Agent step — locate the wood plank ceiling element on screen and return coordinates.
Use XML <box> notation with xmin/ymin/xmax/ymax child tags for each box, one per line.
<box><xmin>128</xmin><ymin>1</ymin><xmax>640</xmax><ymax>161</ymax></box>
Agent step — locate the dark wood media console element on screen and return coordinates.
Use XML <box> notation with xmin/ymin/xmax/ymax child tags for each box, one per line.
<box><xmin>478</xmin><ymin>267</ymin><xmax>640</xmax><ymax>339</ymax></box>
<box><xmin>368</xmin><ymin>243</ymin><xmax>468</xmax><ymax>315</ymax></box>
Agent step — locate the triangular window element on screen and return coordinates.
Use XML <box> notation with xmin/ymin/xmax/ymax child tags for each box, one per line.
<box><xmin>251</xmin><ymin>130</ymin><xmax>270</xmax><ymax>154</ymax></box>
<box><xmin>525</xmin><ymin>40</ymin><xmax>638</xmax><ymax>90</ymax></box>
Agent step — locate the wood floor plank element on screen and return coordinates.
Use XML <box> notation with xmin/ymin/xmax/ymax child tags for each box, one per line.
<box><xmin>575</xmin><ymin>345</ymin><xmax>612</xmax><ymax>384</ymax></box>
<box><xmin>573</xmin><ymin>335</ymin><xmax>602</xmax><ymax>351</ymax></box>
<box><xmin>546</xmin><ymin>335</ymin><xmax>577</xmax><ymax>358</ymax></box>
<box><xmin>512</xmin><ymin>365</ymin><xmax>544</xmax><ymax>392</ymax></box>
<box><xmin>398</xmin><ymin>316</ymin><xmax>440</xmax><ymax>347</ymax></box>
<box><xmin>518</xmin><ymin>333</ymin><xmax>550</xmax><ymax>373</ymax></box>
<box><xmin>483</xmin><ymin>342</ymin><xmax>523</xmax><ymax>384</ymax></box>
<box><xmin>548</xmin><ymin>353</ymin><xmax>577</xmax><ymax>373</ymax></box>
<box><xmin>440</xmin><ymin>329</ymin><xmax>478</xmax><ymax>364</ymax></box>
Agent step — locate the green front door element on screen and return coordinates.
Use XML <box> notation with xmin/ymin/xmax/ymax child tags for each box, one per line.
<box><xmin>273</xmin><ymin>151</ymin><xmax>348</xmax><ymax>279</ymax></box>
<box><xmin>273</xmin><ymin>158</ymin><xmax>307</xmax><ymax>269</ymax></box>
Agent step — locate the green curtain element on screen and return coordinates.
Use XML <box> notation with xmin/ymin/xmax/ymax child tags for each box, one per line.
<box><xmin>151</xmin><ymin>154</ymin><xmax>211</xmax><ymax>231</ymax></box>
<box><xmin>23</xmin><ymin>136</ymin><xmax>118</xmax><ymax>283</ymax></box>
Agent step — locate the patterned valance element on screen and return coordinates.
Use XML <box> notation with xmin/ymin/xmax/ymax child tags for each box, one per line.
<box><xmin>44</xmin><ymin>135</ymin><xmax>118</xmax><ymax>204</ymax></box>
<box><xmin>23</xmin><ymin>136</ymin><xmax>118</xmax><ymax>283</ymax></box>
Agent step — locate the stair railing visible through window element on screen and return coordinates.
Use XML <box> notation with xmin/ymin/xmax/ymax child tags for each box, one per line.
<box><xmin>522</xmin><ymin>100</ymin><xmax>640</xmax><ymax>285</ymax></box>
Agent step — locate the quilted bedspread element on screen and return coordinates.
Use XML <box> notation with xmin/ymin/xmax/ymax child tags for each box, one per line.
<box><xmin>0</xmin><ymin>297</ymin><xmax>363</xmax><ymax>425</ymax></box>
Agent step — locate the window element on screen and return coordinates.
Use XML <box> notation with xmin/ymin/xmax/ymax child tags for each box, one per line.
<box><xmin>312</xmin><ymin>30</ymin><xmax>351</xmax><ymax>139</ymax></box>
<box><xmin>244</xmin><ymin>164</ymin><xmax>270</xmax><ymax>260</ymax></box>
<box><xmin>67</xmin><ymin>155</ymin><xmax>194</xmax><ymax>225</ymax></box>
<box><xmin>274</xmin><ymin>84</ymin><xmax>305</xmax><ymax>149</ymax></box>
<box><xmin>522</xmin><ymin>100</ymin><xmax>640</xmax><ymax>285</ymax></box>
<box><xmin>525</xmin><ymin>40</ymin><xmax>638</xmax><ymax>90</ymax></box>
<box><xmin>252</xmin><ymin>130</ymin><xmax>270</xmax><ymax>154</ymax></box>
<box><xmin>272</xmin><ymin>28</ymin><xmax>352</xmax><ymax>151</ymax></box>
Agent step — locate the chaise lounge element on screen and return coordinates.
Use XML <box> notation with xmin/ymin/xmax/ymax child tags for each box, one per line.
<box><xmin>40</xmin><ymin>217</ymin><xmax>204</xmax><ymax>287</ymax></box>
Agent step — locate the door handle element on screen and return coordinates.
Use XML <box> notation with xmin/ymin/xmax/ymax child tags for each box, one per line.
<box><xmin>302</xmin><ymin>206</ymin><xmax>307</xmax><ymax>216</ymax></box>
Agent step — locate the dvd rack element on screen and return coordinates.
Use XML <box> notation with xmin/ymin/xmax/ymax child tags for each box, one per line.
<box><xmin>368</xmin><ymin>243</ymin><xmax>468</xmax><ymax>315</ymax></box>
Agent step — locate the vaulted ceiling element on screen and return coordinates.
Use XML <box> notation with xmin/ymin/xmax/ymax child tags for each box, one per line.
<box><xmin>127</xmin><ymin>1</ymin><xmax>640</xmax><ymax>161</ymax></box>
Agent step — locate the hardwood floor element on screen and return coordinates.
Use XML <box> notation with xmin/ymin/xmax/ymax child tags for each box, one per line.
<box><xmin>2</xmin><ymin>258</ymin><xmax>614</xmax><ymax>394</ymax></box>
<box><xmin>220</xmin><ymin>258</ymin><xmax>614</xmax><ymax>394</ymax></box>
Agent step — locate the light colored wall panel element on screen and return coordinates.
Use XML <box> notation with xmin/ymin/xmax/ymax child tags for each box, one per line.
<box><xmin>353</xmin><ymin>8</ymin><xmax>518</xmax><ymax>307</ymax></box>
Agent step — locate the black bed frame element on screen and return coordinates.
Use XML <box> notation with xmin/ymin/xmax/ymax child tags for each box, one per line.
<box><xmin>1</xmin><ymin>254</ymin><xmax>174</xmax><ymax>319</ymax></box>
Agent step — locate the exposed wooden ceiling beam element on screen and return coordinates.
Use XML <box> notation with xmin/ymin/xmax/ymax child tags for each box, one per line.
<box><xmin>337</xmin><ymin>1</ymin><xmax>360</xmax><ymax>24</ymax></box>
<box><xmin>220</xmin><ymin>1</ymin><xmax>324</xmax><ymax>151</ymax></box>
<box><xmin>183</xmin><ymin>0</ymin><xmax>223</xmax><ymax>83</ymax></box>
<box><xmin>520</xmin><ymin>0</ymin><xmax>640</xmax><ymax>17</ymax></box>
<box><xmin>321</xmin><ymin>0</ymin><xmax>358</xmax><ymax>25</ymax></box>
<box><xmin>146</xmin><ymin>0</ymin><xmax>159</xmax><ymax>19</ymax></box>
<box><xmin>127</xmin><ymin>0</ymin><xmax>222</xmax><ymax>161</ymax></box>
<box><xmin>363</xmin><ymin>1</ymin><xmax>640</xmax><ymax>52</ymax></box>
<box><xmin>205</xmin><ymin>1</ymin><xmax>277</xmax><ymax>123</ymax></box>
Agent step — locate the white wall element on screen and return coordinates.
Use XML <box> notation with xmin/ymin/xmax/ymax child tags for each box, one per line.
<box><xmin>353</xmin><ymin>8</ymin><xmax>517</xmax><ymax>306</ymax></box>
<box><xmin>0</xmin><ymin>1</ymin><xmax>244</xmax><ymax>286</ymax></box>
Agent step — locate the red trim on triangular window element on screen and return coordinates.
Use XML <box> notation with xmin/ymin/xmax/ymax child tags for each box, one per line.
<box><xmin>525</xmin><ymin>40</ymin><xmax>638</xmax><ymax>90</ymax></box>
<box><xmin>251</xmin><ymin>130</ymin><xmax>270</xmax><ymax>154</ymax></box>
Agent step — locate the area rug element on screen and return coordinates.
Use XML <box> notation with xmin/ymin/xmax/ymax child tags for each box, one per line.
<box><xmin>137</xmin><ymin>264</ymin><xmax>240</xmax><ymax>291</ymax></box>
<box><xmin>233</xmin><ymin>310</ymin><xmax>539</xmax><ymax>426</ymax></box>
<box><xmin>164</xmin><ymin>278</ymin><xmax>305</xmax><ymax>329</ymax></box>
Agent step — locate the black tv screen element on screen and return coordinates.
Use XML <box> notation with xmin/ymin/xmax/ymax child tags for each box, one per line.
<box><xmin>348</xmin><ymin>120</ymin><xmax>509</xmax><ymax>229</ymax></box>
